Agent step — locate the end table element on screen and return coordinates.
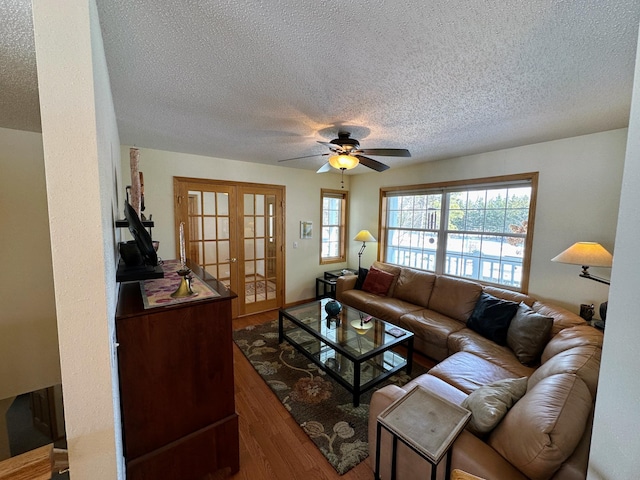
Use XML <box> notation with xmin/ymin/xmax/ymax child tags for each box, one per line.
<box><xmin>315</xmin><ymin>277</ymin><xmax>337</xmax><ymax>299</ymax></box>
<box><xmin>375</xmin><ymin>385</ymin><xmax>471</xmax><ymax>480</ymax></box>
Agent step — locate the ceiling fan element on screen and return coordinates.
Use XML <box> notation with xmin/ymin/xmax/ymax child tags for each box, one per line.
<box><xmin>278</xmin><ymin>131</ymin><xmax>411</xmax><ymax>173</ymax></box>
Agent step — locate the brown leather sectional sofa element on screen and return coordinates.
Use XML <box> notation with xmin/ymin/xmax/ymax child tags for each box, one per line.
<box><xmin>336</xmin><ymin>261</ymin><xmax>603</xmax><ymax>480</ymax></box>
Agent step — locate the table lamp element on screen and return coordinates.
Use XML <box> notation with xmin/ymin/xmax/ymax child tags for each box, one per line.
<box><xmin>354</xmin><ymin>230</ymin><xmax>376</xmax><ymax>270</ymax></box>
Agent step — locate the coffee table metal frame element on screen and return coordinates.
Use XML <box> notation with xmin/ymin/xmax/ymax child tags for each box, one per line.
<box><xmin>278</xmin><ymin>298</ymin><xmax>414</xmax><ymax>407</ymax></box>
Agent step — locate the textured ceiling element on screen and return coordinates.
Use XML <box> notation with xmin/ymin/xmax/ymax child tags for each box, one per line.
<box><xmin>1</xmin><ymin>1</ymin><xmax>639</xmax><ymax>172</ymax></box>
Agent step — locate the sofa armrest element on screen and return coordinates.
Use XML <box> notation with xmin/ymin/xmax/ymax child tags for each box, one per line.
<box><xmin>336</xmin><ymin>275</ymin><xmax>358</xmax><ymax>299</ymax></box>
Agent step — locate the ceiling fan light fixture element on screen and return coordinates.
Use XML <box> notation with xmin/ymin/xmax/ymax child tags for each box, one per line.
<box><xmin>328</xmin><ymin>154</ymin><xmax>359</xmax><ymax>170</ymax></box>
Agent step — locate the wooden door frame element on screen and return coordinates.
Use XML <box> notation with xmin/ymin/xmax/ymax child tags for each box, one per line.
<box><xmin>174</xmin><ymin>177</ymin><xmax>286</xmax><ymax>317</ymax></box>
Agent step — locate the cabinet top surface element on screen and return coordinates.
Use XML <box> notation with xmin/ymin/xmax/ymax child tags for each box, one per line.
<box><xmin>116</xmin><ymin>261</ymin><xmax>236</xmax><ymax>318</ymax></box>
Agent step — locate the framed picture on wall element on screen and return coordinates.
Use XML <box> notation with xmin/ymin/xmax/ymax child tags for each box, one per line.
<box><xmin>300</xmin><ymin>221</ymin><xmax>313</xmax><ymax>239</ymax></box>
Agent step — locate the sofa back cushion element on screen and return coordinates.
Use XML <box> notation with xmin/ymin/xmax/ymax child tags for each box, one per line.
<box><xmin>483</xmin><ymin>286</ymin><xmax>536</xmax><ymax>308</ymax></box>
<box><xmin>393</xmin><ymin>267</ymin><xmax>437</xmax><ymax>308</ymax></box>
<box><xmin>488</xmin><ymin>373</ymin><xmax>593</xmax><ymax>480</ymax></box>
<box><xmin>541</xmin><ymin>325</ymin><xmax>604</xmax><ymax>363</ymax></box>
<box><xmin>371</xmin><ymin>262</ymin><xmax>402</xmax><ymax>297</ymax></box>
<box><xmin>528</xmin><ymin>345</ymin><xmax>601</xmax><ymax>398</ymax></box>
<box><xmin>532</xmin><ymin>301</ymin><xmax>586</xmax><ymax>336</ymax></box>
<box><xmin>428</xmin><ymin>276</ymin><xmax>483</xmax><ymax>322</ymax></box>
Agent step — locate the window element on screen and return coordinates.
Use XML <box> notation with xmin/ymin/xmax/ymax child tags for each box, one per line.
<box><xmin>381</xmin><ymin>173</ymin><xmax>537</xmax><ymax>291</ymax></box>
<box><xmin>320</xmin><ymin>189</ymin><xmax>348</xmax><ymax>264</ymax></box>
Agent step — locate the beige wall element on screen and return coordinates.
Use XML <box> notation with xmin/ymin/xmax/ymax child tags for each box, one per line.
<box><xmin>349</xmin><ymin>129</ymin><xmax>626</xmax><ymax>312</ymax></box>
<box><xmin>33</xmin><ymin>0</ymin><xmax>124</xmax><ymax>478</ymax></box>
<box><xmin>0</xmin><ymin>128</ymin><xmax>60</xmax><ymax>401</ymax></box>
<box><xmin>588</xmin><ymin>27</ymin><xmax>640</xmax><ymax>479</ymax></box>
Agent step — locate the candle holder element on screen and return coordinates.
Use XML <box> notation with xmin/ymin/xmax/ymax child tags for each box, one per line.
<box><xmin>171</xmin><ymin>268</ymin><xmax>195</xmax><ymax>298</ymax></box>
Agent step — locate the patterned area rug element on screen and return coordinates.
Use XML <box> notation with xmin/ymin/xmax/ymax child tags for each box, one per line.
<box><xmin>233</xmin><ymin>319</ymin><xmax>428</xmax><ymax>475</ymax></box>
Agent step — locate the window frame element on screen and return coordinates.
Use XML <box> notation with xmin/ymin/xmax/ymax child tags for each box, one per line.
<box><xmin>320</xmin><ymin>189</ymin><xmax>349</xmax><ymax>265</ymax></box>
<box><xmin>379</xmin><ymin>173</ymin><xmax>538</xmax><ymax>292</ymax></box>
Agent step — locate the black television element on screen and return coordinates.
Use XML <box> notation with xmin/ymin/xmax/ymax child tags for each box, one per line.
<box><xmin>124</xmin><ymin>201</ymin><xmax>158</xmax><ymax>267</ymax></box>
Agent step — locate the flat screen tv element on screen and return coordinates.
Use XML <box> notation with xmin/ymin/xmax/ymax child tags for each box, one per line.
<box><xmin>124</xmin><ymin>201</ymin><xmax>158</xmax><ymax>267</ymax></box>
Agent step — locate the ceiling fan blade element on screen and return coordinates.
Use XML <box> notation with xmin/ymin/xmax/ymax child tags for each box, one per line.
<box><xmin>355</xmin><ymin>155</ymin><xmax>390</xmax><ymax>172</ymax></box>
<box><xmin>355</xmin><ymin>148</ymin><xmax>411</xmax><ymax>157</ymax></box>
<box><xmin>317</xmin><ymin>162</ymin><xmax>332</xmax><ymax>173</ymax></box>
<box><xmin>278</xmin><ymin>153</ymin><xmax>328</xmax><ymax>162</ymax></box>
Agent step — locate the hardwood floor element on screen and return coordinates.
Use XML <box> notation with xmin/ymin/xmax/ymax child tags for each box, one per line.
<box><xmin>223</xmin><ymin>309</ymin><xmax>435</xmax><ymax>480</ymax></box>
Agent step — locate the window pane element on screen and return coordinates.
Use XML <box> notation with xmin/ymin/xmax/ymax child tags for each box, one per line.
<box><xmin>320</xmin><ymin>191</ymin><xmax>347</xmax><ymax>262</ymax></box>
<box><xmin>383</xmin><ymin>177</ymin><xmax>534</xmax><ymax>289</ymax></box>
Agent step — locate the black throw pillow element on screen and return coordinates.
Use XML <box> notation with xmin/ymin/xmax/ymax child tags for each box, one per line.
<box><xmin>354</xmin><ymin>268</ymin><xmax>369</xmax><ymax>290</ymax></box>
<box><xmin>467</xmin><ymin>293</ymin><xmax>519</xmax><ymax>345</ymax></box>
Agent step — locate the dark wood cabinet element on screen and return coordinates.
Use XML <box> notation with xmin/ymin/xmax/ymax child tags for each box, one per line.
<box><xmin>115</xmin><ymin>265</ymin><xmax>239</xmax><ymax>480</ymax></box>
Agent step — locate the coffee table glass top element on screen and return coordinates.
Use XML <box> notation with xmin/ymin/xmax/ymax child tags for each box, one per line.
<box><xmin>279</xmin><ymin>299</ymin><xmax>414</xmax><ymax>405</ymax></box>
<box><xmin>281</xmin><ymin>298</ymin><xmax>411</xmax><ymax>359</ymax></box>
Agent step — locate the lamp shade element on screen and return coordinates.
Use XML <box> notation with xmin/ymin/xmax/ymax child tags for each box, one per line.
<box><xmin>328</xmin><ymin>154</ymin><xmax>359</xmax><ymax>170</ymax></box>
<box><xmin>551</xmin><ymin>242</ymin><xmax>613</xmax><ymax>267</ymax></box>
<box><xmin>354</xmin><ymin>230</ymin><xmax>376</xmax><ymax>243</ymax></box>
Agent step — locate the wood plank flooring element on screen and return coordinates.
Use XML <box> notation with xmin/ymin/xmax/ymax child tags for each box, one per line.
<box><xmin>222</xmin><ymin>309</ymin><xmax>435</xmax><ymax>480</ymax></box>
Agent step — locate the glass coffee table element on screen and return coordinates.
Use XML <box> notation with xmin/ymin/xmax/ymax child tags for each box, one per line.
<box><xmin>278</xmin><ymin>298</ymin><xmax>414</xmax><ymax>406</ymax></box>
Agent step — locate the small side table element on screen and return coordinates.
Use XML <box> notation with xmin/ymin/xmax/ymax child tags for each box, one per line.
<box><xmin>375</xmin><ymin>386</ymin><xmax>471</xmax><ymax>480</ymax></box>
<box><xmin>315</xmin><ymin>277</ymin><xmax>337</xmax><ymax>299</ymax></box>
<box><xmin>324</xmin><ymin>268</ymin><xmax>357</xmax><ymax>280</ymax></box>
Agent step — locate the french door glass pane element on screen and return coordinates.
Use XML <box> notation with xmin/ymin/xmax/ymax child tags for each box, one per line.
<box><xmin>203</xmin><ymin>192</ymin><xmax>216</xmax><ymax>215</ymax></box>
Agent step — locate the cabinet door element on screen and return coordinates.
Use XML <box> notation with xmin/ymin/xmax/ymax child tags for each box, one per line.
<box><xmin>117</xmin><ymin>299</ymin><xmax>235</xmax><ymax>460</ymax></box>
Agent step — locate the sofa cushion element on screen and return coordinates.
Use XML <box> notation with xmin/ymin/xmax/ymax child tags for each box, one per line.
<box><xmin>429</xmin><ymin>351</ymin><xmax>518</xmax><ymax>394</ymax></box>
<box><xmin>363</xmin><ymin>297</ymin><xmax>424</xmax><ymax>324</ymax></box>
<box><xmin>532</xmin><ymin>301</ymin><xmax>586</xmax><ymax>335</ymax></box>
<box><xmin>529</xmin><ymin>345</ymin><xmax>601</xmax><ymax>397</ymax></box>
<box><xmin>393</xmin><ymin>268</ymin><xmax>436</xmax><ymax>308</ymax></box>
<box><xmin>488</xmin><ymin>373</ymin><xmax>593</xmax><ymax>480</ymax></box>
<box><xmin>467</xmin><ymin>293</ymin><xmax>519</xmax><ymax>345</ymax></box>
<box><xmin>461</xmin><ymin>377</ymin><xmax>528</xmax><ymax>435</ymax></box>
<box><xmin>507</xmin><ymin>303</ymin><xmax>553</xmax><ymax>366</ymax></box>
<box><xmin>339</xmin><ymin>289</ymin><xmax>377</xmax><ymax>312</ymax></box>
<box><xmin>428</xmin><ymin>276</ymin><xmax>483</xmax><ymax>322</ymax></box>
<box><xmin>541</xmin><ymin>325</ymin><xmax>604</xmax><ymax>363</ymax></box>
<box><xmin>399</xmin><ymin>309</ymin><xmax>466</xmax><ymax>361</ymax></box>
<box><xmin>362</xmin><ymin>266</ymin><xmax>395</xmax><ymax>295</ymax></box>
<box><xmin>354</xmin><ymin>267</ymin><xmax>368</xmax><ymax>290</ymax></box>
<box><xmin>448</xmin><ymin>329</ymin><xmax>536</xmax><ymax>378</ymax></box>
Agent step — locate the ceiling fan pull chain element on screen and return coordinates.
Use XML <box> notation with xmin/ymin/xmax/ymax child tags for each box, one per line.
<box><xmin>340</xmin><ymin>168</ymin><xmax>345</xmax><ymax>188</ymax></box>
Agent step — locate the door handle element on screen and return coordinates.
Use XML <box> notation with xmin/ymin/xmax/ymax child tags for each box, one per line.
<box><xmin>226</xmin><ymin>258</ymin><xmax>237</xmax><ymax>263</ymax></box>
